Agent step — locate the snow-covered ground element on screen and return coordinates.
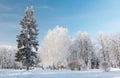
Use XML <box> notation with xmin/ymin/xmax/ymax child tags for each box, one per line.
<box><xmin>0</xmin><ymin>68</ymin><xmax>120</xmax><ymax>78</ymax></box>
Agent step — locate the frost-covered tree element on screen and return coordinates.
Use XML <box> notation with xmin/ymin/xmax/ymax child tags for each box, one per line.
<box><xmin>68</xmin><ymin>32</ymin><xmax>94</xmax><ymax>70</ymax></box>
<box><xmin>97</xmin><ymin>33</ymin><xmax>111</xmax><ymax>65</ymax></box>
<box><xmin>110</xmin><ymin>34</ymin><xmax>120</xmax><ymax>68</ymax></box>
<box><xmin>0</xmin><ymin>46</ymin><xmax>17</xmax><ymax>69</ymax></box>
<box><xmin>96</xmin><ymin>32</ymin><xmax>120</xmax><ymax>68</ymax></box>
<box><xmin>15</xmin><ymin>7</ymin><xmax>39</xmax><ymax>70</ymax></box>
<box><xmin>40</xmin><ymin>26</ymin><xmax>71</xmax><ymax>69</ymax></box>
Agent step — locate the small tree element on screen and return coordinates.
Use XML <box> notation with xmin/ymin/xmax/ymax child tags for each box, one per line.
<box><xmin>15</xmin><ymin>6</ymin><xmax>39</xmax><ymax>70</ymax></box>
<box><xmin>100</xmin><ymin>61</ymin><xmax>110</xmax><ymax>72</ymax></box>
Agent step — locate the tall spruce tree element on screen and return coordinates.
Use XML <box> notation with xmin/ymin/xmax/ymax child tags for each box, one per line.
<box><xmin>15</xmin><ymin>6</ymin><xmax>39</xmax><ymax>70</ymax></box>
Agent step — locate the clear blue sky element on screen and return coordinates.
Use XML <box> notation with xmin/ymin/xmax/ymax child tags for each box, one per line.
<box><xmin>0</xmin><ymin>0</ymin><xmax>120</xmax><ymax>45</ymax></box>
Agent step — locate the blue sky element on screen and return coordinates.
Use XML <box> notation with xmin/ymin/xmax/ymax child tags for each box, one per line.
<box><xmin>0</xmin><ymin>0</ymin><xmax>120</xmax><ymax>45</ymax></box>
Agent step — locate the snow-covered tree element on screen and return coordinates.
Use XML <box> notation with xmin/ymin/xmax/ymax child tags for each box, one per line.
<box><xmin>96</xmin><ymin>32</ymin><xmax>120</xmax><ymax>68</ymax></box>
<box><xmin>15</xmin><ymin>6</ymin><xmax>39</xmax><ymax>70</ymax></box>
<box><xmin>97</xmin><ymin>33</ymin><xmax>111</xmax><ymax>63</ymax></box>
<box><xmin>110</xmin><ymin>34</ymin><xmax>120</xmax><ymax>68</ymax></box>
<box><xmin>0</xmin><ymin>46</ymin><xmax>17</xmax><ymax>69</ymax></box>
<box><xmin>68</xmin><ymin>32</ymin><xmax>95</xmax><ymax>70</ymax></box>
<box><xmin>40</xmin><ymin>26</ymin><xmax>71</xmax><ymax>69</ymax></box>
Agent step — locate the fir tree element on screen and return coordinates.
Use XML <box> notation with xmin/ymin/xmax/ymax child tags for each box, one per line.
<box><xmin>15</xmin><ymin>6</ymin><xmax>39</xmax><ymax>70</ymax></box>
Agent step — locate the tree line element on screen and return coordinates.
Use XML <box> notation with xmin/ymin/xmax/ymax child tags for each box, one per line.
<box><xmin>0</xmin><ymin>7</ymin><xmax>120</xmax><ymax>71</ymax></box>
<box><xmin>0</xmin><ymin>27</ymin><xmax>120</xmax><ymax>71</ymax></box>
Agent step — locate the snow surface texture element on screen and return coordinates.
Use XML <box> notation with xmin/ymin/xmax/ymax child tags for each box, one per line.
<box><xmin>0</xmin><ymin>68</ymin><xmax>120</xmax><ymax>78</ymax></box>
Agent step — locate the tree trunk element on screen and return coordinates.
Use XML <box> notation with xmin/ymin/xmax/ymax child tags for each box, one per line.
<box><xmin>27</xmin><ymin>66</ymin><xmax>29</xmax><ymax>70</ymax></box>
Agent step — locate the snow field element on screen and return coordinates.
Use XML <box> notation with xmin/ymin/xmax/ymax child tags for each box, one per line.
<box><xmin>0</xmin><ymin>68</ymin><xmax>120</xmax><ymax>78</ymax></box>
